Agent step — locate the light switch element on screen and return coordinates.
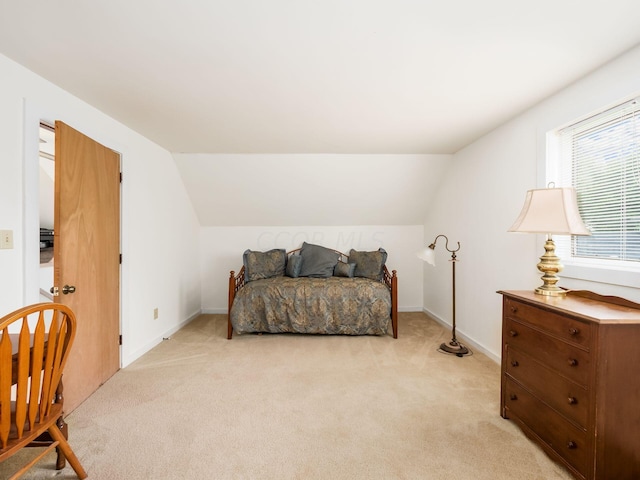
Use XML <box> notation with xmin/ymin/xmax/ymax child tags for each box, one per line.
<box><xmin>0</xmin><ymin>230</ymin><xmax>13</xmax><ymax>249</ymax></box>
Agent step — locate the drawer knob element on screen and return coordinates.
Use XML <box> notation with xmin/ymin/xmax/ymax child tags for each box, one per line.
<box><xmin>567</xmin><ymin>441</ymin><xmax>577</xmax><ymax>449</ymax></box>
<box><xmin>510</xmin><ymin>306</ymin><xmax>518</xmax><ymax>314</ymax></box>
<box><xmin>509</xmin><ymin>330</ymin><xmax>518</xmax><ymax>337</ymax></box>
<box><xmin>511</xmin><ymin>360</ymin><xmax>519</xmax><ymax>367</ymax></box>
<box><xmin>568</xmin><ymin>397</ymin><xmax>577</xmax><ymax>405</ymax></box>
<box><xmin>569</xmin><ymin>327</ymin><xmax>579</xmax><ymax>336</ymax></box>
<box><xmin>568</xmin><ymin>358</ymin><xmax>578</xmax><ymax>367</ymax></box>
<box><xmin>510</xmin><ymin>394</ymin><xmax>518</xmax><ymax>401</ymax></box>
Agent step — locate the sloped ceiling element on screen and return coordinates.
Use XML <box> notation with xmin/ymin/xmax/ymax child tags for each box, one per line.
<box><xmin>1</xmin><ymin>1</ymin><xmax>639</xmax><ymax>154</ymax></box>
<box><xmin>173</xmin><ymin>154</ymin><xmax>451</xmax><ymax>226</ymax></box>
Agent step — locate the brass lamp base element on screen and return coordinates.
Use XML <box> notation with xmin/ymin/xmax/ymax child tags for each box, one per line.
<box><xmin>535</xmin><ymin>285</ymin><xmax>568</xmax><ymax>297</ymax></box>
<box><xmin>535</xmin><ymin>236</ymin><xmax>568</xmax><ymax>297</ymax></box>
<box><xmin>438</xmin><ymin>340</ymin><xmax>471</xmax><ymax>357</ymax></box>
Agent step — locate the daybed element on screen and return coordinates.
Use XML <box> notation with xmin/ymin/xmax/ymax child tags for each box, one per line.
<box><xmin>227</xmin><ymin>242</ymin><xmax>398</xmax><ymax>339</ymax></box>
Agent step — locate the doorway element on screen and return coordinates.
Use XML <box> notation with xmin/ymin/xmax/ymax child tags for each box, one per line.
<box><xmin>38</xmin><ymin>123</ymin><xmax>55</xmax><ymax>302</ymax></box>
<box><xmin>34</xmin><ymin>120</ymin><xmax>122</xmax><ymax>413</ymax></box>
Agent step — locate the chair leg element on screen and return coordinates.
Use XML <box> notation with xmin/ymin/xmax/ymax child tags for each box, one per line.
<box><xmin>47</xmin><ymin>425</ymin><xmax>87</xmax><ymax>479</ymax></box>
<box><xmin>55</xmin><ymin>445</ymin><xmax>66</xmax><ymax>470</ymax></box>
<box><xmin>55</xmin><ymin>415</ymin><xmax>68</xmax><ymax>469</ymax></box>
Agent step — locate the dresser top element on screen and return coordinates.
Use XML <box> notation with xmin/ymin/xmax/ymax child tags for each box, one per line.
<box><xmin>498</xmin><ymin>290</ymin><xmax>640</xmax><ymax>324</ymax></box>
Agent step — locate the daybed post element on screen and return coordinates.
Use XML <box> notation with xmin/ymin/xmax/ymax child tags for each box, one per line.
<box><xmin>391</xmin><ymin>270</ymin><xmax>398</xmax><ymax>339</ymax></box>
<box><xmin>228</xmin><ymin>271</ymin><xmax>235</xmax><ymax>339</ymax></box>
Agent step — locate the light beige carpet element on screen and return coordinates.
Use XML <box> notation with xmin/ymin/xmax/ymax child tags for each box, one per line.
<box><xmin>1</xmin><ymin>313</ymin><xmax>574</xmax><ymax>480</ymax></box>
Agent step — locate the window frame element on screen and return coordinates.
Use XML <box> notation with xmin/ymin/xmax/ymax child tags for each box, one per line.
<box><xmin>544</xmin><ymin>96</ymin><xmax>640</xmax><ymax>288</ymax></box>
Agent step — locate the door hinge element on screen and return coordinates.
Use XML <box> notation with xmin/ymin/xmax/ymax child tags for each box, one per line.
<box><xmin>120</xmin><ymin>172</ymin><xmax>123</xmax><ymax>183</ymax></box>
<box><xmin>119</xmin><ymin>253</ymin><xmax>122</xmax><ymax>264</ymax></box>
<box><xmin>119</xmin><ymin>335</ymin><xmax>123</xmax><ymax>346</ymax></box>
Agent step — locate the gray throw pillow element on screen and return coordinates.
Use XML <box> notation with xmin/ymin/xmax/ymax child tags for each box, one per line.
<box><xmin>299</xmin><ymin>242</ymin><xmax>340</xmax><ymax>278</ymax></box>
<box><xmin>349</xmin><ymin>248</ymin><xmax>387</xmax><ymax>280</ymax></box>
<box><xmin>286</xmin><ymin>254</ymin><xmax>303</xmax><ymax>278</ymax></box>
<box><xmin>333</xmin><ymin>261</ymin><xmax>356</xmax><ymax>278</ymax></box>
<box><xmin>243</xmin><ymin>249</ymin><xmax>287</xmax><ymax>282</ymax></box>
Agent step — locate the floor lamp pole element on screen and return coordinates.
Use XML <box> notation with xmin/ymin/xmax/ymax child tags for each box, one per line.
<box><xmin>418</xmin><ymin>234</ymin><xmax>471</xmax><ymax>357</ymax></box>
<box><xmin>439</xmin><ymin>248</ymin><xmax>470</xmax><ymax>357</ymax></box>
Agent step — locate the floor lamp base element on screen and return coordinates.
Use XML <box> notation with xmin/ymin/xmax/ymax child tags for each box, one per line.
<box><xmin>438</xmin><ymin>340</ymin><xmax>471</xmax><ymax>357</ymax></box>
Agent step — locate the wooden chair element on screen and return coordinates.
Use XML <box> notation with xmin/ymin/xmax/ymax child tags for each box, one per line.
<box><xmin>0</xmin><ymin>303</ymin><xmax>87</xmax><ymax>479</ymax></box>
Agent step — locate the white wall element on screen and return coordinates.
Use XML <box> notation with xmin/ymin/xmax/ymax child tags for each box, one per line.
<box><xmin>173</xmin><ymin>153</ymin><xmax>451</xmax><ymax>226</ymax></box>
<box><xmin>0</xmin><ymin>53</ymin><xmax>202</xmax><ymax>367</ymax></box>
<box><xmin>424</xmin><ymin>45</ymin><xmax>640</xmax><ymax>361</ymax></box>
<box><xmin>201</xmin><ymin>225</ymin><xmax>425</xmax><ymax>313</ymax></box>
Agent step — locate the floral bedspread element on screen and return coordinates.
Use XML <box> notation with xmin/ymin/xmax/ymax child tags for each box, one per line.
<box><xmin>230</xmin><ymin>276</ymin><xmax>391</xmax><ymax>336</ymax></box>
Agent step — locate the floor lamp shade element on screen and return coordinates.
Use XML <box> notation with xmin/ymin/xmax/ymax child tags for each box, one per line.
<box><xmin>509</xmin><ymin>187</ymin><xmax>591</xmax><ymax>296</ymax></box>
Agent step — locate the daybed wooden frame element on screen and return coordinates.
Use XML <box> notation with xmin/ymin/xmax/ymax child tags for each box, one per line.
<box><xmin>228</xmin><ymin>248</ymin><xmax>398</xmax><ymax>340</ymax></box>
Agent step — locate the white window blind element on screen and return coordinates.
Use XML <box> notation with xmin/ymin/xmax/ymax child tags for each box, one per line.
<box><xmin>556</xmin><ymin>98</ymin><xmax>640</xmax><ymax>264</ymax></box>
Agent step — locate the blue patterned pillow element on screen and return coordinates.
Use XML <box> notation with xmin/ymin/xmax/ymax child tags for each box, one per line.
<box><xmin>349</xmin><ymin>248</ymin><xmax>387</xmax><ymax>280</ymax></box>
<box><xmin>333</xmin><ymin>261</ymin><xmax>356</xmax><ymax>278</ymax></box>
<box><xmin>243</xmin><ymin>249</ymin><xmax>287</xmax><ymax>282</ymax></box>
<box><xmin>299</xmin><ymin>242</ymin><xmax>340</xmax><ymax>278</ymax></box>
<box><xmin>286</xmin><ymin>254</ymin><xmax>303</xmax><ymax>278</ymax></box>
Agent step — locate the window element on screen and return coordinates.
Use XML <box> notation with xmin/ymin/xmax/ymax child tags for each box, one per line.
<box><xmin>550</xmin><ymin>98</ymin><xmax>640</xmax><ymax>272</ymax></box>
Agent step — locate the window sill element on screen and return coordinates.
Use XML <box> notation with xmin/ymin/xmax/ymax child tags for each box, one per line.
<box><xmin>562</xmin><ymin>263</ymin><xmax>639</xmax><ymax>289</ymax></box>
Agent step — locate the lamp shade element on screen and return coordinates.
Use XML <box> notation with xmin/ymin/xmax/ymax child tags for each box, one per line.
<box><xmin>508</xmin><ymin>187</ymin><xmax>591</xmax><ymax>235</ymax></box>
<box><xmin>417</xmin><ymin>246</ymin><xmax>436</xmax><ymax>265</ymax></box>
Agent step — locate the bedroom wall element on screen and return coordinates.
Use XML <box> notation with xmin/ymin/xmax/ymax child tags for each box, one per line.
<box><xmin>201</xmin><ymin>225</ymin><xmax>425</xmax><ymax>313</ymax></box>
<box><xmin>424</xmin><ymin>44</ymin><xmax>640</xmax><ymax>362</ymax></box>
<box><xmin>175</xmin><ymin>153</ymin><xmax>451</xmax><ymax>314</ymax></box>
<box><xmin>0</xmin><ymin>53</ymin><xmax>202</xmax><ymax>367</ymax></box>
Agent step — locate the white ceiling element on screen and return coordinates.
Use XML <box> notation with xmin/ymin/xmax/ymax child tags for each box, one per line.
<box><xmin>1</xmin><ymin>1</ymin><xmax>639</xmax><ymax>154</ymax></box>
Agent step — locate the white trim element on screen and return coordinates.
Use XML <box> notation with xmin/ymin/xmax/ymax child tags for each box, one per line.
<box><xmin>539</xmin><ymin>93</ymin><xmax>640</xmax><ymax>290</ymax></box>
<box><xmin>121</xmin><ymin>309</ymin><xmax>201</xmax><ymax>367</ymax></box>
<box><xmin>205</xmin><ymin>306</ymin><xmax>425</xmax><ymax>315</ymax></box>
<box><xmin>202</xmin><ymin>308</ymin><xmax>227</xmax><ymax>315</ymax></box>
<box><xmin>422</xmin><ymin>307</ymin><xmax>500</xmax><ymax>364</ymax></box>
<box><xmin>561</xmin><ymin>263</ymin><xmax>639</xmax><ymax>288</ymax></box>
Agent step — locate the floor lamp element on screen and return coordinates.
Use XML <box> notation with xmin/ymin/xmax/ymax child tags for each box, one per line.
<box><xmin>418</xmin><ymin>234</ymin><xmax>471</xmax><ymax>357</ymax></box>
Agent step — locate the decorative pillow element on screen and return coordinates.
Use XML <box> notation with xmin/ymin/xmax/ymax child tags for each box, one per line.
<box><xmin>349</xmin><ymin>248</ymin><xmax>387</xmax><ymax>280</ymax></box>
<box><xmin>243</xmin><ymin>249</ymin><xmax>287</xmax><ymax>282</ymax></box>
<box><xmin>286</xmin><ymin>254</ymin><xmax>303</xmax><ymax>278</ymax></box>
<box><xmin>299</xmin><ymin>242</ymin><xmax>340</xmax><ymax>278</ymax></box>
<box><xmin>333</xmin><ymin>261</ymin><xmax>356</xmax><ymax>278</ymax></box>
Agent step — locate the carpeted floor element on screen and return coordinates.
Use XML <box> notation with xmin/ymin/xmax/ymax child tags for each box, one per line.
<box><xmin>1</xmin><ymin>312</ymin><xmax>573</xmax><ymax>479</ymax></box>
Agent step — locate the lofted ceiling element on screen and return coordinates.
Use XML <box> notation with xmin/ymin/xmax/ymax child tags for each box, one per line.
<box><xmin>1</xmin><ymin>1</ymin><xmax>639</xmax><ymax>155</ymax></box>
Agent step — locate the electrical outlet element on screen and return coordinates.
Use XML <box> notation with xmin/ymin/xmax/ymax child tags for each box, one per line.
<box><xmin>153</xmin><ymin>308</ymin><xmax>159</xmax><ymax>320</ymax></box>
<box><xmin>0</xmin><ymin>230</ymin><xmax>13</xmax><ymax>249</ymax></box>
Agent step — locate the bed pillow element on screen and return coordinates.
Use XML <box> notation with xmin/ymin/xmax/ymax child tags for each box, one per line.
<box><xmin>299</xmin><ymin>242</ymin><xmax>340</xmax><ymax>278</ymax></box>
<box><xmin>286</xmin><ymin>254</ymin><xmax>303</xmax><ymax>278</ymax></box>
<box><xmin>243</xmin><ymin>249</ymin><xmax>287</xmax><ymax>282</ymax></box>
<box><xmin>349</xmin><ymin>248</ymin><xmax>387</xmax><ymax>280</ymax></box>
<box><xmin>333</xmin><ymin>261</ymin><xmax>356</xmax><ymax>278</ymax></box>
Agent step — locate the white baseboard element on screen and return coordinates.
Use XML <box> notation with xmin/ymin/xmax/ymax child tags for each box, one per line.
<box><xmin>121</xmin><ymin>309</ymin><xmax>202</xmax><ymax>367</ymax></box>
<box><xmin>204</xmin><ymin>307</ymin><xmax>422</xmax><ymax>315</ymax></box>
<box><xmin>422</xmin><ymin>307</ymin><xmax>500</xmax><ymax>364</ymax></box>
<box><xmin>201</xmin><ymin>308</ymin><xmax>228</xmax><ymax>314</ymax></box>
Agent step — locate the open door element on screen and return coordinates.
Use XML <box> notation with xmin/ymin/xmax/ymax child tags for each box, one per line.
<box><xmin>53</xmin><ymin>121</ymin><xmax>121</xmax><ymax>414</ymax></box>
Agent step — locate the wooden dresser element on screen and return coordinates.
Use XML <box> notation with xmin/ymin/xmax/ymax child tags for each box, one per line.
<box><xmin>498</xmin><ymin>290</ymin><xmax>640</xmax><ymax>480</ymax></box>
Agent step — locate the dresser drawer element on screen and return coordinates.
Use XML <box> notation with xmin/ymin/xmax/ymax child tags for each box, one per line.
<box><xmin>504</xmin><ymin>298</ymin><xmax>590</xmax><ymax>348</ymax></box>
<box><xmin>504</xmin><ymin>318</ymin><xmax>591</xmax><ymax>386</ymax></box>
<box><xmin>505</xmin><ymin>346</ymin><xmax>589</xmax><ymax>429</ymax></box>
<box><xmin>503</xmin><ymin>378</ymin><xmax>588</xmax><ymax>477</ymax></box>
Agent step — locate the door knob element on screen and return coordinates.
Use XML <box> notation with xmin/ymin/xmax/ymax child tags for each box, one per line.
<box><xmin>62</xmin><ymin>285</ymin><xmax>76</xmax><ymax>295</ymax></box>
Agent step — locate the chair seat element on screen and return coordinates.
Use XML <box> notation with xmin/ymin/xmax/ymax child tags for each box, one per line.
<box><xmin>0</xmin><ymin>403</ymin><xmax>63</xmax><ymax>462</ymax></box>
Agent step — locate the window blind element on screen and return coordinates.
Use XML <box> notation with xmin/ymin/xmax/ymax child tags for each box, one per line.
<box><xmin>557</xmin><ymin>99</ymin><xmax>640</xmax><ymax>263</ymax></box>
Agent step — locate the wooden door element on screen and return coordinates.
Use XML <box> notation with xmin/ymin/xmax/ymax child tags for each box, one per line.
<box><xmin>53</xmin><ymin>121</ymin><xmax>120</xmax><ymax>414</ymax></box>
